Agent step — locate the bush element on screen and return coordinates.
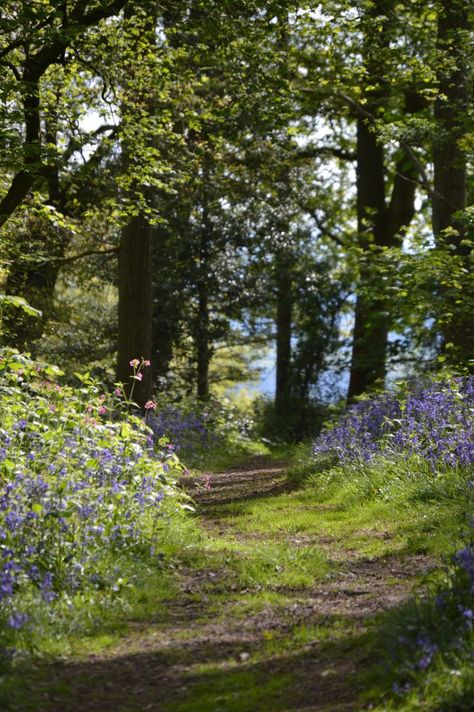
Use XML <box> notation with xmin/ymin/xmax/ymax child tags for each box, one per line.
<box><xmin>0</xmin><ymin>350</ymin><xmax>188</xmax><ymax>662</ymax></box>
<box><xmin>147</xmin><ymin>394</ymin><xmax>259</xmax><ymax>469</ymax></box>
<box><xmin>254</xmin><ymin>394</ymin><xmax>331</xmax><ymax>443</ymax></box>
<box><xmin>313</xmin><ymin>376</ymin><xmax>474</xmax><ymax>468</ymax></box>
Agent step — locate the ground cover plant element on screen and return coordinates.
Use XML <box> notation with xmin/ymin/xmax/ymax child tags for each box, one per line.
<box><xmin>310</xmin><ymin>375</ymin><xmax>474</xmax><ymax>709</ymax></box>
<box><xmin>1</xmin><ymin>372</ymin><xmax>472</xmax><ymax>711</ymax></box>
<box><xmin>314</xmin><ymin>376</ymin><xmax>474</xmax><ymax>468</ymax></box>
<box><xmin>0</xmin><ymin>349</ymin><xmax>197</xmax><ymax>703</ymax></box>
<box><xmin>148</xmin><ymin>394</ymin><xmax>267</xmax><ymax>472</ymax></box>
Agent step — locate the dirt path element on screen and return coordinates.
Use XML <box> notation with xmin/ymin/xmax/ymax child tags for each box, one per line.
<box><xmin>183</xmin><ymin>455</ymin><xmax>290</xmax><ymax>504</ymax></box>
<box><xmin>34</xmin><ymin>458</ymin><xmax>433</xmax><ymax>712</ymax></box>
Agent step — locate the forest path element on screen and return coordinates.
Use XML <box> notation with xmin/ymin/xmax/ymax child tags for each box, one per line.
<box><xmin>36</xmin><ymin>457</ymin><xmax>433</xmax><ymax>712</ymax></box>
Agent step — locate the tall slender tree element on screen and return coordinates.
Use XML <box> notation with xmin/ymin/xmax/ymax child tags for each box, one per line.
<box><xmin>347</xmin><ymin>1</ymin><xmax>425</xmax><ymax>400</ymax></box>
<box><xmin>432</xmin><ymin>0</ymin><xmax>473</xmax><ymax>363</ymax></box>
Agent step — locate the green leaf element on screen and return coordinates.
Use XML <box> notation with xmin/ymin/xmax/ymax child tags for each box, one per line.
<box><xmin>0</xmin><ymin>294</ymin><xmax>42</xmax><ymax>317</ymax></box>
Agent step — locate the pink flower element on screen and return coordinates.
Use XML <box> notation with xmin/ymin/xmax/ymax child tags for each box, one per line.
<box><xmin>134</xmin><ymin>373</ymin><xmax>143</xmax><ymax>381</ymax></box>
<box><xmin>114</xmin><ymin>387</ymin><xmax>122</xmax><ymax>397</ymax></box>
<box><xmin>129</xmin><ymin>358</ymin><xmax>140</xmax><ymax>368</ymax></box>
<box><xmin>98</xmin><ymin>405</ymin><xmax>107</xmax><ymax>415</ymax></box>
<box><xmin>144</xmin><ymin>400</ymin><xmax>156</xmax><ymax>410</ymax></box>
<box><xmin>143</xmin><ymin>359</ymin><xmax>151</xmax><ymax>367</ymax></box>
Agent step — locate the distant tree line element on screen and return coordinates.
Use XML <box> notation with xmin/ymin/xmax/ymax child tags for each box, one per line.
<box><xmin>0</xmin><ymin>0</ymin><xmax>472</xmax><ymax>437</ymax></box>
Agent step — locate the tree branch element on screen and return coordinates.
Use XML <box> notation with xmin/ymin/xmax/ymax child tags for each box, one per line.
<box><xmin>0</xmin><ymin>11</ymin><xmax>58</xmax><ymax>61</ymax></box>
<box><xmin>295</xmin><ymin>145</ymin><xmax>356</xmax><ymax>162</ymax></box>
<box><xmin>41</xmin><ymin>246</ymin><xmax>119</xmax><ymax>267</ymax></box>
<box><xmin>0</xmin><ymin>60</ymin><xmax>21</xmax><ymax>81</ymax></box>
<box><xmin>0</xmin><ymin>0</ymin><xmax>128</xmax><ymax>227</ymax></box>
<box><xmin>60</xmin><ymin>124</ymin><xmax>118</xmax><ymax>164</ymax></box>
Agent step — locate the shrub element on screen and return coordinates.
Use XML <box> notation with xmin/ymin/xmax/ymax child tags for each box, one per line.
<box><xmin>147</xmin><ymin>394</ymin><xmax>258</xmax><ymax>468</ymax></box>
<box><xmin>313</xmin><ymin>377</ymin><xmax>474</xmax><ymax>468</ymax></box>
<box><xmin>0</xmin><ymin>350</ymin><xmax>188</xmax><ymax>659</ymax></box>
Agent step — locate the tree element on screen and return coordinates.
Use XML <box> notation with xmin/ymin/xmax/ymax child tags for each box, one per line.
<box><xmin>0</xmin><ymin>0</ymin><xmax>128</xmax><ymax>226</ymax></box>
<box><xmin>0</xmin><ymin>2</ymin><xmax>126</xmax><ymax>351</ymax></box>
<box><xmin>432</xmin><ymin>0</ymin><xmax>474</xmax><ymax>365</ymax></box>
<box><xmin>116</xmin><ymin>2</ymin><xmax>160</xmax><ymax>406</ymax></box>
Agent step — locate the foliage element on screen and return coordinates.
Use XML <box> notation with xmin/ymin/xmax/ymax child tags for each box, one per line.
<box><xmin>0</xmin><ymin>349</ymin><xmax>189</xmax><ymax>667</ymax></box>
<box><xmin>253</xmin><ymin>394</ymin><xmax>331</xmax><ymax>443</ymax></box>
<box><xmin>0</xmin><ymin>295</ymin><xmax>42</xmax><ymax>319</ymax></box>
<box><xmin>148</xmin><ymin>393</ymin><xmax>263</xmax><ymax>471</ymax></box>
<box><xmin>314</xmin><ymin>376</ymin><xmax>474</xmax><ymax>468</ymax></box>
<box><xmin>309</xmin><ymin>375</ymin><xmax>474</xmax><ymax>709</ymax></box>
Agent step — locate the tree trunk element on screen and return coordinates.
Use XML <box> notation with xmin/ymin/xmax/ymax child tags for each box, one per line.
<box><xmin>433</xmin><ymin>0</ymin><xmax>468</xmax><ymax>251</ymax></box>
<box><xmin>3</xmin><ymin>115</ymin><xmax>66</xmax><ymax>352</ymax></box>
<box><xmin>347</xmin><ymin>2</ymin><xmax>423</xmax><ymax>401</ymax></box>
<box><xmin>347</xmin><ymin>98</ymin><xmax>388</xmax><ymax>402</ymax></box>
<box><xmin>196</xmin><ymin>278</ymin><xmax>210</xmax><ymax>400</ymax></box>
<box><xmin>117</xmin><ymin>214</ymin><xmax>153</xmax><ymax>407</ymax></box>
<box><xmin>116</xmin><ymin>1</ymin><xmax>157</xmax><ymax>407</ymax></box>
<box><xmin>432</xmin><ymin>0</ymin><xmax>472</xmax><ymax>361</ymax></box>
<box><xmin>196</xmin><ymin>212</ymin><xmax>211</xmax><ymax>400</ymax></box>
<box><xmin>152</xmin><ymin>224</ymin><xmax>175</xmax><ymax>383</ymax></box>
<box><xmin>275</xmin><ymin>253</ymin><xmax>293</xmax><ymax>415</ymax></box>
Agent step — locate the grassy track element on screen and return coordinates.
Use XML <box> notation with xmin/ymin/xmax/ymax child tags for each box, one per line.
<box><xmin>8</xmin><ymin>455</ymin><xmax>471</xmax><ymax>711</ymax></box>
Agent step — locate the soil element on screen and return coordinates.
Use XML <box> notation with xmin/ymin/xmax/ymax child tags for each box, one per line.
<box><xmin>33</xmin><ymin>457</ymin><xmax>434</xmax><ymax>712</ymax></box>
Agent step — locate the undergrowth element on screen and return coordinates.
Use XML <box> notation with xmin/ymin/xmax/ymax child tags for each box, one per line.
<box><xmin>2</xmin><ymin>367</ymin><xmax>473</xmax><ymax>711</ymax></box>
<box><xmin>0</xmin><ymin>350</ymin><xmax>200</xmax><ymax>709</ymax></box>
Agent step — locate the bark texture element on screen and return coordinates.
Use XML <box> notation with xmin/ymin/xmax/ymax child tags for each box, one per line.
<box><xmin>196</xmin><ymin>210</ymin><xmax>211</xmax><ymax>401</ymax></box>
<box><xmin>117</xmin><ymin>214</ymin><xmax>153</xmax><ymax>407</ymax></box>
<box><xmin>432</xmin><ymin>0</ymin><xmax>473</xmax><ymax>361</ymax></box>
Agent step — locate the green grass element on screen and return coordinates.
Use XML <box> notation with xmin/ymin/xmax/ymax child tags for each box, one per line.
<box><xmin>357</xmin><ymin>594</ymin><xmax>474</xmax><ymax>711</ymax></box>
<box><xmin>156</xmin><ymin>455</ymin><xmax>471</xmax><ymax>711</ymax></box>
<box><xmin>164</xmin><ymin>668</ymin><xmax>293</xmax><ymax>712</ymax></box>
<box><xmin>182</xmin><ymin>437</ymin><xmax>272</xmax><ymax>473</ymax></box>
<box><xmin>3</xmin><ymin>451</ymin><xmax>472</xmax><ymax>711</ymax></box>
<box><xmin>0</xmin><ymin>510</ymin><xmax>204</xmax><ymax>711</ymax></box>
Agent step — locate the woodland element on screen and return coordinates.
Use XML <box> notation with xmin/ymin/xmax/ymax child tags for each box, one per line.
<box><xmin>0</xmin><ymin>1</ymin><xmax>474</xmax><ymax>711</ymax></box>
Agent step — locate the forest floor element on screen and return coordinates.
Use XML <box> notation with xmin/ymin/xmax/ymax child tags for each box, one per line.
<box><xmin>21</xmin><ymin>456</ymin><xmax>439</xmax><ymax>712</ymax></box>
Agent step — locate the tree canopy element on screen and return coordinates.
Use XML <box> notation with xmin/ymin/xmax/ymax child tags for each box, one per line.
<box><xmin>1</xmin><ymin>0</ymin><xmax>473</xmax><ymax>432</ymax></box>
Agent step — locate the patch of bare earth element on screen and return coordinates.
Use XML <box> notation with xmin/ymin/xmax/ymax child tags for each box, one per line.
<box><xmin>34</xmin><ymin>458</ymin><xmax>434</xmax><ymax>712</ymax></box>
<box><xmin>182</xmin><ymin>455</ymin><xmax>290</xmax><ymax>505</ymax></box>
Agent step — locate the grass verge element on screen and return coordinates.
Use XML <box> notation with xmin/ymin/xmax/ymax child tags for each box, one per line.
<box><xmin>4</xmin><ymin>452</ymin><xmax>472</xmax><ymax>711</ymax></box>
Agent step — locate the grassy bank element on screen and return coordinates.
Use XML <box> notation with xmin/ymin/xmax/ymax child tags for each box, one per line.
<box><xmin>3</xmin><ymin>366</ymin><xmax>473</xmax><ymax>710</ymax></box>
<box><xmin>8</xmin><ymin>448</ymin><xmax>470</xmax><ymax>711</ymax></box>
